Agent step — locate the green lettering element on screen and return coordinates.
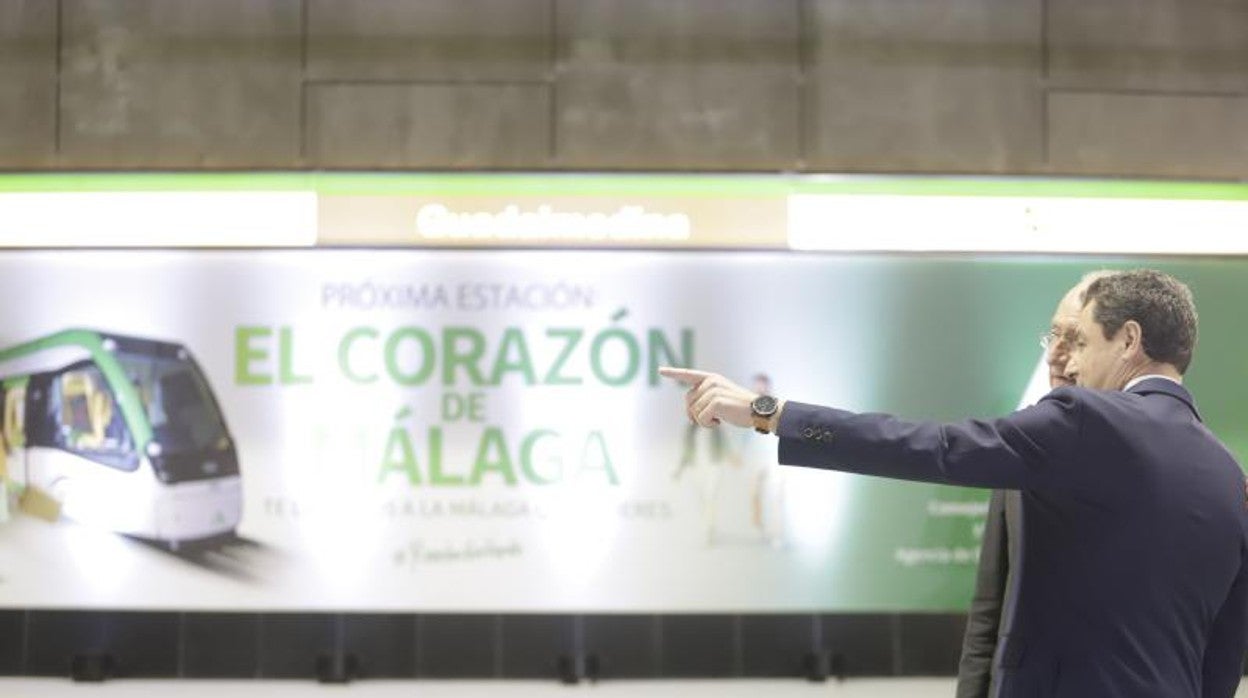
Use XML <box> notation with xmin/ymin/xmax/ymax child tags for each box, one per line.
<box><xmin>442</xmin><ymin>327</ymin><xmax>487</xmax><ymax>387</ymax></box>
<box><xmin>577</xmin><ymin>431</ymin><xmax>619</xmax><ymax>485</ymax></box>
<box><xmin>520</xmin><ymin>430</ymin><xmax>561</xmax><ymax>485</ymax></box>
<box><xmin>543</xmin><ymin>328</ymin><xmax>583</xmax><ymax>385</ymax></box>
<box><xmin>338</xmin><ymin>326</ymin><xmax>379</xmax><ymax>384</ymax></box>
<box><xmin>385</xmin><ymin>327</ymin><xmax>435</xmax><ymax>386</ymax></box>
<box><xmin>427</xmin><ymin>427</ymin><xmax>463</xmax><ymax>486</ymax></box>
<box><xmin>489</xmin><ymin>328</ymin><xmax>537</xmax><ymax>385</ymax></box>
<box><xmin>590</xmin><ymin>328</ymin><xmax>640</xmax><ymax>387</ymax></box>
<box><xmin>470</xmin><ymin>427</ymin><xmax>518</xmax><ymax>486</ymax></box>
<box><xmin>279</xmin><ymin>326</ymin><xmax>313</xmax><ymax>385</ymax></box>
<box><xmin>234</xmin><ymin>326</ymin><xmax>273</xmax><ymax>385</ymax></box>
<box><xmin>378</xmin><ymin>421</ymin><xmax>421</xmax><ymax>485</ymax></box>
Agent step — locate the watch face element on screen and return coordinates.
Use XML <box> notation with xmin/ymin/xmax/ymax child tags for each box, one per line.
<box><xmin>752</xmin><ymin>395</ymin><xmax>778</xmax><ymax>416</ymax></box>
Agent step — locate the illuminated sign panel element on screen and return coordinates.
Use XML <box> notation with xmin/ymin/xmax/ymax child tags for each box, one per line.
<box><xmin>1</xmin><ymin>174</ymin><xmax>1245</xmax><ymax>253</ymax></box>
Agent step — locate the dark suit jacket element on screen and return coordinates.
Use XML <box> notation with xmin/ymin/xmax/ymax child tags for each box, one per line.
<box><xmin>957</xmin><ymin>488</ymin><xmax>1021</xmax><ymax>698</ymax></box>
<box><xmin>778</xmin><ymin>379</ymin><xmax>1248</xmax><ymax>698</ymax></box>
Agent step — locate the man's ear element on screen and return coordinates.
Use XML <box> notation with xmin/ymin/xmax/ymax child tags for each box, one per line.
<box><xmin>1120</xmin><ymin>320</ymin><xmax>1144</xmax><ymax>358</ymax></box>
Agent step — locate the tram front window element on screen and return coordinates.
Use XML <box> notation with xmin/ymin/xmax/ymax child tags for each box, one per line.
<box><xmin>117</xmin><ymin>352</ymin><xmax>227</xmax><ymax>455</ymax></box>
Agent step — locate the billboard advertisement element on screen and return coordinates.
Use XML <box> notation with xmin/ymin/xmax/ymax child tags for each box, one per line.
<box><xmin>0</xmin><ymin>249</ymin><xmax>1244</xmax><ymax>612</ymax></box>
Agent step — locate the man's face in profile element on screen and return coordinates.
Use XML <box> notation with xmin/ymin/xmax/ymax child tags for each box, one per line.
<box><xmin>1046</xmin><ymin>287</ymin><xmax>1084</xmax><ymax>389</ymax></box>
<box><xmin>1067</xmin><ymin>300</ymin><xmax>1125</xmax><ymax>390</ymax></box>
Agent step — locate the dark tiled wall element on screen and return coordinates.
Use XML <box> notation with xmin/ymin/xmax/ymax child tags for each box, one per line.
<box><xmin>0</xmin><ymin>609</ymin><xmax>968</xmax><ymax>681</ymax></box>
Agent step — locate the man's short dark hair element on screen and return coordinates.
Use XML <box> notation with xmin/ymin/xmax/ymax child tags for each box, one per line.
<box><xmin>1083</xmin><ymin>269</ymin><xmax>1198</xmax><ymax>374</ymax></box>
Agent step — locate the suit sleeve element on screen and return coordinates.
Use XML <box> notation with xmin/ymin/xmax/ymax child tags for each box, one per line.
<box><xmin>956</xmin><ymin>490</ymin><xmax>1009</xmax><ymax>698</ymax></box>
<box><xmin>776</xmin><ymin>388</ymin><xmax>1083</xmax><ymax>490</ymax></box>
<box><xmin>1201</xmin><ymin>542</ymin><xmax>1248</xmax><ymax>698</ymax></box>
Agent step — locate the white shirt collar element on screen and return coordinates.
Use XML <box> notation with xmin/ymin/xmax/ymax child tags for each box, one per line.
<box><xmin>1124</xmin><ymin>374</ymin><xmax>1181</xmax><ymax>391</ymax></box>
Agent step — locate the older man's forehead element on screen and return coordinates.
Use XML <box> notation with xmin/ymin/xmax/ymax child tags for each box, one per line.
<box><xmin>1052</xmin><ymin>284</ymin><xmax>1086</xmax><ymax>317</ymax></box>
<box><xmin>1051</xmin><ymin>305</ymin><xmax>1081</xmax><ymax>331</ymax></box>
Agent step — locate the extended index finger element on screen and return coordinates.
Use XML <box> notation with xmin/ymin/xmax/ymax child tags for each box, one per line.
<box><xmin>658</xmin><ymin>366</ymin><xmax>712</xmax><ymax>387</ymax></box>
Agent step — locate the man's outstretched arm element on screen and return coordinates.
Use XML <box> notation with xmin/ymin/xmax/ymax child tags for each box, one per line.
<box><xmin>660</xmin><ymin>367</ymin><xmax>1081</xmax><ymax>490</ymax></box>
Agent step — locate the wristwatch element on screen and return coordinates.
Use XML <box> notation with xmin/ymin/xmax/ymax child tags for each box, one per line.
<box><xmin>750</xmin><ymin>395</ymin><xmax>779</xmax><ymax>434</ymax></box>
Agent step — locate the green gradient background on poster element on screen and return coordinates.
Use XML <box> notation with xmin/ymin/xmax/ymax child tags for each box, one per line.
<box><xmin>780</xmin><ymin>256</ymin><xmax>1247</xmax><ymax>610</ymax></box>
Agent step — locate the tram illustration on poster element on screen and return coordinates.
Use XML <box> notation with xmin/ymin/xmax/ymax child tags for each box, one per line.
<box><xmin>0</xmin><ymin>329</ymin><xmax>241</xmax><ymax>548</ymax></box>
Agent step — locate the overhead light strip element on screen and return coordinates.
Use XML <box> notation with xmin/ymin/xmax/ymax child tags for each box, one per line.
<box><xmin>787</xmin><ymin>194</ymin><xmax>1248</xmax><ymax>254</ymax></box>
<box><xmin>0</xmin><ymin>191</ymin><xmax>317</xmax><ymax>247</ymax></box>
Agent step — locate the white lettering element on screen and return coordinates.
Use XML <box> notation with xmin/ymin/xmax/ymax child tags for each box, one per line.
<box><xmin>415</xmin><ymin>203</ymin><xmax>692</xmax><ymax>242</ymax></box>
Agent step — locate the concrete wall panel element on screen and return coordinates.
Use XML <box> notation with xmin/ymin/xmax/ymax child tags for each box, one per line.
<box><xmin>58</xmin><ymin>0</ymin><xmax>301</xmax><ymax>167</ymax></box>
<box><xmin>0</xmin><ymin>1</ymin><xmax>57</xmax><ymax>166</ymax></box>
<box><xmin>308</xmin><ymin>83</ymin><xmax>550</xmax><ymax>168</ymax></box>
<box><xmin>307</xmin><ymin>0</ymin><xmax>551</xmax><ymax>82</ymax></box>
<box><xmin>1048</xmin><ymin>92</ymin><xmax>1248</xmax><ymax>178</ymax></box>
<box><xmin>805</xmin><ymin>0</ymin><xmax>1044</xmax><ymax>172</ymax></box>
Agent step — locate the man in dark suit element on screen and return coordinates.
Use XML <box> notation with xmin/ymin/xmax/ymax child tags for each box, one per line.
<box><xmin>663</xmin><ymin>269</ymin><xmax>1247</xmax><ymax>697</ymax></box>
<box><xmin>958</xmin><ymin>272</ymin><xmax>1109</xmax><ymax>698</ymax></box>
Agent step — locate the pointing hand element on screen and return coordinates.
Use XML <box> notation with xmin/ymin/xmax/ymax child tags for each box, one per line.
<box><xmin>659</xmin><ymin>367</ymin><xmax>757</xmax><ymax>429</ymax></box>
